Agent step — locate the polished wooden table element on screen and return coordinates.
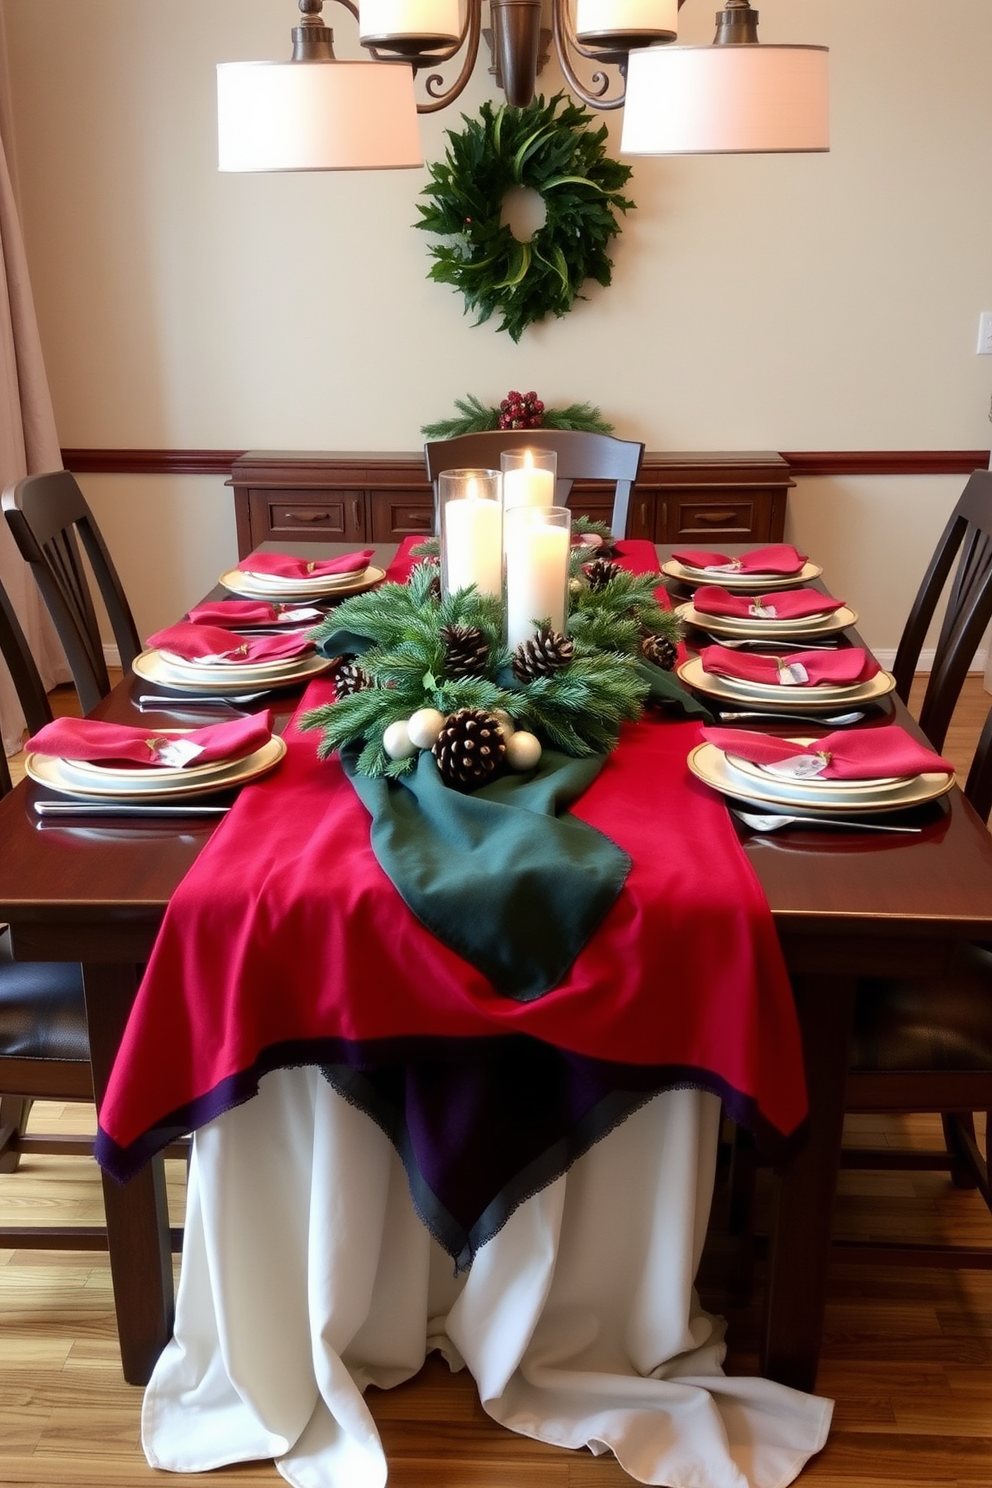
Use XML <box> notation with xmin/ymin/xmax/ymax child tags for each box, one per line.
<box><xmin>3</xmin><ymin>548</ymin><xmax>992</xmax><ymax>1391</ymax></box>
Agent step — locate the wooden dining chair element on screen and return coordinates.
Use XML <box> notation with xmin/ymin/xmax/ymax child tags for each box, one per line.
<box><xmin>2</xmin><ymin>469</ymin><xmax>142</xmax><ymax>717</ymax></box>
<box><xmin>0</xmin><ymin>572</ymin><xmax>92</xmax><ymax>1198</ymax></box>
<box><xmin>423</xmin><ymin>429</ymin><xmax>645</xmax><ymax>539</ymax></box>
<box><xmin>0</xmin><ymin>573</ymin><xmax>184</xmax><ymax>1252</ymax></box>
<box><xmin>890</xmin><ymin>467</ymin><xmax>992</xmax><ymax>752</ymax></box>
<box><xmin>840</xmin><ymin>702</ymin><xmax>992</xmax><ymax>1266</ymax></box>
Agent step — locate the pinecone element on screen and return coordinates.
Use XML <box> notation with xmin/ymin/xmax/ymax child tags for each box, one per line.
<box><xmin>432</xmin><ymin>708</ymin><xmax>507</xmax><ymax>791</ymax></box>
<box><xmin>511</xmin><ymin>624</ymin><xmax>575</xmax><ymax>682</ymax></box>
<box><xmin>498</xmin><ymin>388</ymin><xmax>545</xmax><ymax>430</ymax></box>
<box><xmin>328</xmin><ymin>655</ymin><xmax>371</xmax><ymax>697</ymax></box>
<box><xmin>641</xmin><ymin>632</ymin><xmax>678</xmax><ymax>671</ymax></box>
<box><xmin>427</xmin><ymin>571</ymin><xmax>442</xmax><ymax>604</ymax></box>
<box><xmin>584</xmin><ymin>557</ymin><xmax>621</xmax><ymax>592</ymax></box>
<box><xmin>439</xmin><ymin>623</ymin><xmax>489</xmax><ymax>679</ymax></box>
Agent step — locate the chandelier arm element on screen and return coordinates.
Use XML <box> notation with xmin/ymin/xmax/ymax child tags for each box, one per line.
<box><xmin>328</xmin><ymin>0</ymin><xmax>360</xmax><ymax>23</ymax></box>
<box><xmin>414</xmin><ymin>0</ymin><xmax>483</xmax><ymax>113</ymax></box>
<box><xmin>551</xmin><ymin>0</ymin><xmax>626</xmax><ymax>109</ymax></box>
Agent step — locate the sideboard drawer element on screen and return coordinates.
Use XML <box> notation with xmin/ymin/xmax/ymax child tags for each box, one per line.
<box><xmin>669</xmin><ymin>497</ymin><xmax>759</xmax><ymax>540</ymax></box>
<box><xmin>247</xmin><ymin>490</ymin><xmax>365</xmax><ymax>545</ymax></box>
<box><xmin>370</xmin><ymin>492</ymin><xmax>434</xmax><ymax>541</ymax></box>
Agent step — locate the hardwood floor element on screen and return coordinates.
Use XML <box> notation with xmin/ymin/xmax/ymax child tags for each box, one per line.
<box><xmin>2</xmin><ymin>676</ymin><xmax>992</xmax><ymax>1486</ymax></box>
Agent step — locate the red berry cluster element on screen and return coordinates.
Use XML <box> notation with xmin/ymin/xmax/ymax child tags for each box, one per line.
<box><xmin>498</xmin><ymin>390</ymin><xmax>545</xmax><ymax>430</ymax></box>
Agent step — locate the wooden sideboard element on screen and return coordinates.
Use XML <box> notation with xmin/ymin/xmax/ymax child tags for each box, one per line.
<box><xmin>229</xmin><ymin>450</ymin><xmax>794</xmax><ymax>559</ymax></box>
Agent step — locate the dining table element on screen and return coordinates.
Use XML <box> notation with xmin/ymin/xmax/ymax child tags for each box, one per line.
<box><xmin>4</xmin><ymin>537</ymin><xmax>992</xmax><ymax>1484</ymax></box>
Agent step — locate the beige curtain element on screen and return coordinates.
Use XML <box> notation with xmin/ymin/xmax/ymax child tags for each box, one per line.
<box><xmin>0</xmin><ymin>11</ymin><xmax>69</xmax><ymax>755</ymax></box>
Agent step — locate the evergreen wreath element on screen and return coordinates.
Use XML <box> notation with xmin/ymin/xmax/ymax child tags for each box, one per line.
<box><xmin>299</xmin><ymin>559</ymin><xmax>685</xmax><ymax>779</ymax></box>
<box><xmin>415</xmin><ymin>93</ymin><xmax>634</xmax><ymax>343</ymax></box>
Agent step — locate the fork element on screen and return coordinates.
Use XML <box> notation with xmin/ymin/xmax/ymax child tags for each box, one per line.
<box><xmin>697</xmin><ymin>633</ymin><xmax>841</xmax><ymax>651</ymax></box>
<box><xmin>716</xmin><ymin>708</ymin><xmax>866</xmax><ymax>726</ymax></box>
<box><xmin>732</xmin><ymin>809</ymin><xmax>921</xmax><ymax>835</ymax></box>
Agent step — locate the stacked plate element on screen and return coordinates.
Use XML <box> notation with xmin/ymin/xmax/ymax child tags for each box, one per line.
<box><xmin>662</xmin><ymin>558</ymin><xmax>822</xmax><ymax>591</ymax></box>
<box><xmin>675</xmin><ymin>599</ymin><xmax>857</xmax><ymax>640</ymax></box>
<box><xmin>687</xmin><ymin>738</ymin><xmax>954</xmax><ymax>816</ymax></box>
<box><xmin>26</xmin><ymin>733</ymin><xmax>287</xmax><ymax>803</ymax></box>
<box><xmin>677</xmin><ymin>656</ymin><xmax>896</xmax><ymax>713</ymax></box>
<box><xmin>219</xmin><ymin>562</ymin><xmax>385</xmax><ymax>602</ymax></box>
<box><xmin>132</xmin><ymin>646</ymin><xmax>331</xmax><ymax>694</ymax></box>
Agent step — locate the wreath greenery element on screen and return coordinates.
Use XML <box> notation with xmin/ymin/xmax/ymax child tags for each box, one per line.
<box><xmin>300</xmin><ymin>558</ymin><xmax>688</xmax><ymax>780</ymax></box>
<box><xmin>415</xmin><ymin>93</ymin><xmax>634</xmax><ymax>343</ymax></box>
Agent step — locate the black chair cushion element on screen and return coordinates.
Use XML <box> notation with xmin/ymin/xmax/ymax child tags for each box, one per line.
<box><xmin>853</xmin><ymin>943</ymin><xmax>992</xmax><ymax>1072</ymax></box>
<box><xmin>0</xmin><ymin>927</ymin><xmax>89</xmax><ymax>1062</ymax></box>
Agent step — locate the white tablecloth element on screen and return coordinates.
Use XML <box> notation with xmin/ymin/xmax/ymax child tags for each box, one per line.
<box><xmin>142</xmin><ymin>1069</ymin><xmax>832</xmax><ymax>1488</ymax></box>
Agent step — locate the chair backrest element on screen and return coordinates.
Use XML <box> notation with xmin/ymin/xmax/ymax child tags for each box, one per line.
<box><xmin>2</xmin><ymin>470</ymin><xmax>141</xmax><ymax>717</ymax></box>
<box><xmin>423</xmin><ymin>430</ymin><xmax>645</xmax><ymax>539</ymax></box>
<box><xmin>0</xmin><ymin>572</ymin><xmax>54</xmax><ymax>800</ymax></box>
<box><xmin>893</xmin><ymin>468</ymin><xmax>992</xmax><ymax>752</ymax></box>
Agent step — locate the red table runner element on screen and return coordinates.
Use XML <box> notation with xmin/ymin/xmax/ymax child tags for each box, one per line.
<box><xmin>96</xmin><ymin>541</ymin><xmax>808</xmax><ymax>1264</ymax></box>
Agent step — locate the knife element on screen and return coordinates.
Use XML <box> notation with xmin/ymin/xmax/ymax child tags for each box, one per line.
<box><xmin>34</xmin><ymin>801</ymin><xmax>232</xmax><ymax>819</ymax></box>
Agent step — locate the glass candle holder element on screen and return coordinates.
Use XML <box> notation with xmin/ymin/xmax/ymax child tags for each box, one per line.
<box><xmin>504</xmin><ymin>505</ymin><xmax>572</xmax><ymax>653</ymax></box>
<box><xmin>501</xmin><ymin>448</ymin><xmax>557</xmax><ymax>512</ymax></box>
<box><xmin>438</xmin><ymin>469</ymin><xmax>503</xmax><ymax>600</ymax></box>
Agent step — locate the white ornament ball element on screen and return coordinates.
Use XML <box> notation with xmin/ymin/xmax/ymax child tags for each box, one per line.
<box><xmin>492</xmin><ymin>708</ymin><xmax>516</xmax><ymax>739</ymax></box>
<box><xmin>383</xmin><ymin>720</ymin><xmax>417</xmax><ymax>760</ymax></box>
<box><xmin>505</xmin><ymin>730</ymin><xmax>542</xmax><ymax>772</ymax></box>
<box><xmin>406</xmin><ymin>707</ymin><xmax>446</xmax><ymax>749</ymax></box>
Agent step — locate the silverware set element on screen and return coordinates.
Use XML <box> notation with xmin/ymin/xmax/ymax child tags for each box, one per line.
<box><xmin>34</xmin><ymin>801</ymin><xmax>232</xmax><ymax>820</ymax></box>
<box><xmin>732</xmin><ymin>809</ymin><xmax>921</xmax><ymax>835</ymax></box>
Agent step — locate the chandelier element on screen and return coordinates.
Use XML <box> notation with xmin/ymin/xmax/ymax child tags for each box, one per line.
<box><xmin>217</xmin><ymin>0</ymin><xmax>829</xmax><ymax>171</ymax></box>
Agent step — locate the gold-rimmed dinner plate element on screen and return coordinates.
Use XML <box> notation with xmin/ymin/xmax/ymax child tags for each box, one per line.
<box><xmin>65</xmin><ymin>730</ymin><xmax>255</xmax><ymax>786</ymax></box>
<box><xmin>676</xmin><ymin>657</ymin><xmax>896</xmax><ymax>711</ymax></box>
<box><xmin>687</xmin><ymin>740</ymin><xmax>954</xmax><ymax>815</ymax></box>
<box><xmin>724</xmin><ymin>750</ymin><xmax>905</xmax><ymax>796</ymax></box>
<box><xmin>675</xmin><ymin>601</ymin><xmax>857</xmax><ymax>639</ymax></box>
<box><xmin>663</xmin><ymin>559</ymin><xmax>822</xmax><ymax>591</ymax></box>
<box><xmin>26</xmin><ymin>736</ymin><xmax>287</xmax><ymax>802</ymax></box>
<box><xmin>155</xmin><ymin>645</ymin><xmax>317</xmax><ymax>679</ymax></box>
<box><xmin>132</xmin><ymin>649</ymin><xmax>332</xmax><ymax>692</ymax></box>
<box><xmin>219</xmin><ymin>566</ymin><xmax>385</xmax><ymax>600</ymax></box>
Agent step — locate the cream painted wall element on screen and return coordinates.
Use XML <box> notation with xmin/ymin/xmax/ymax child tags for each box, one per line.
<box><xmin>2</xmin><ymin>0</ymin><xmax>991</xmax><ymax>648</ymax></box>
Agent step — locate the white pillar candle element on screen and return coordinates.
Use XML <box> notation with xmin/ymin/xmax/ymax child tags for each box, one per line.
<box><xmin>501</xmin><ymin>449</ymin><xmax>556</xmax><ymax>511</ymax></box>
<box><xmin>505</xmin><ymin>508</ymin><xmax>571</xmax><ymax>651</ymax></box>
<box><xmin>444</xmin><ymin>497</ymin><xmax>503</xmax><ymax>597</ymax></box>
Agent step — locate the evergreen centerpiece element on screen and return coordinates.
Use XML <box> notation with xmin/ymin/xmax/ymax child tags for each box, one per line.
<box><xmin>300</xmin><ymin>554</ymin><xmax>685</xmax><ymax>789</ymax></box>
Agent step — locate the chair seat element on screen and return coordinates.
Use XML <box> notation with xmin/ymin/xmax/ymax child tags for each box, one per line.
<box><xmin>853</xmin><ymin>943</ymin><xmax>992</xmax><ymax>1073</ymax></box>
<box><xmin>0</xmin><ymin>928</ymin><xmax>89</xmax><ymax>1063</ymax></box>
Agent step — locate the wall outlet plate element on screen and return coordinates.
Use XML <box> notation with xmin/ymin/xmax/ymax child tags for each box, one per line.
<box><xmin>978</xmin><ymin>311</ymin><xmax>992</xmax><ymax>355</ymax></box>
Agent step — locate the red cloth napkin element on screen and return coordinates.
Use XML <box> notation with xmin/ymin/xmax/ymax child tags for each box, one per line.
<box><xmin>692</xmin><ymin>585</ymin><xmax>846</xmax><ymax>620</ymax></box>
<box><xmin>701</xmin><ymin>724</ymin><xmax>953</xmax><ymax>780</ymax></box>
<box><xmin>674</xmin><ymin>544</ymin><xmax>807</xmax><ymax>575</ymax></box>
<box><xmin>146</xmin><ymin>623</ymin><xmax>314</xmax><ymax>664</ymax></box>
<box><xmin>700</xmin><ymin>645</ymin><xmax>880</xmax><ymax>687</ymax></box>
<box><xmin>186</xmin><ymin>600</ymin><xmax>321</xmax><ymax>628</ymax></box>
<box><xmin>27</xmin><ymin>712</ymin><xmax>273</xmax><ymax>768</ymax></box>
<box><xmin>239</xmin><ymin>549</ymin><xmax>373</xmax><ymax>580</ymax></box>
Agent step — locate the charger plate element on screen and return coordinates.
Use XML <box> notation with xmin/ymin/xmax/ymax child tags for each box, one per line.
<box><xmin>219</xmin><ymin>566</ymin><xmax>384</xmax><ymax>601</ymax></box>
<box><xmin>26</xmin><ymin>737</ymin><xmax>287</xmax><ymax>802</ymax></box>
<box><xmin>675</xmin><ymin>601</ymin><xmax>857</xmax><ymax>639</ymax></box>
<box><xmin>677</xmin><ymin>658</ymin><xmax>896</xmax><ymax>711</ymax></box>
<box><xmin>663</xmin><ymin>559</ymin><xmax>821</xmax><ymax>591</ymax></box>
<box><xmin>133</xmin><ymin>650</ymin><xmax>331</xmax><ymax>692</ymax></box>
<box><xmin>687</xmin><ymin>740</ymin><xmax>954</xmax><ymax>815</ymax></box>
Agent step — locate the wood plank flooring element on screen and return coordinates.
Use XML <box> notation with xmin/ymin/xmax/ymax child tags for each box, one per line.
<box><xmin>2</xmin><ymin>676</ymin><xmax>991</xmax><ymax>1486</ymax></box>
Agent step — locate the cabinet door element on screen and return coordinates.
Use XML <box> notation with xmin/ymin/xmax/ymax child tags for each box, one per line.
<box><xmin>247</xmin><ymin>489</ymin><xmax>366</xmax><ymax>546</ymax></box>
<box><xmin>369</xmin><ymin>490</ymin><xmax>435</xmax><ymax>542</ymax></box>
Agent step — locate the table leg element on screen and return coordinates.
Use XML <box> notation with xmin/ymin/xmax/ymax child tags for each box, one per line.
<box><xmin>83</xmin><ymin>962</ymin><xmax>175</xmax><ymax>1386</ymax></box>
<box><xmin>761</xmin><ymin>970</ymin><xmax>856</xmax><ymax>1393</ymax></box>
